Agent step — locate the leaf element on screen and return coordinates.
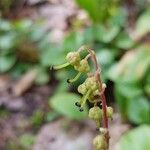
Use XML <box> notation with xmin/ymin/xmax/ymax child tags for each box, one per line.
<box><xmin>115</xmin><ymin>32</ymin><xmax>135</xmax><ymax>49</ymax></box>
<box><xmin>0</xmin><ymin>55</ymin><xmax>16</xmax><ymax>72</ymax></box>
<box><xmin>49</xmin><ymin>93</ymin><xmax>88</xmax><ymax>120</ymax></box>
<box><xmin>107</xmin><ymin>46</ymin><xmax>150</xmax><ymax>83</ymax></box>
<box><xmin>115</xmin><ymin>83</ymin><xmax>142</xmax><ymax>99</ymax></box>
<box><xmin>13</xmin><ymin>19</ymin><xmax>33</xmax><ymax>32</ymax></box>
<box><xmin>108</xmin><ymin>8</ymin><xmax>127</xmax><ymax>27</ymax></box>
<box><xmin>0</xmin><ymin>33</ymin><xmax>17</xmax><ymax>54</ymax></box>
<box><xmin>118</xmin><ymin>126</ymin><xmax>150</xmax><ymax>150</ymax></box>
<box><xmin>75</xmin><ymin>0</ymin><xmax>103</xmax><ymax>23</ymax></box>
<box><xmin>127</xmin><ymin>96</ymin><xmax>150</xmax><ymax>124</ymax></box>
<box><xmin>0</xmin><ymin>18</ymin><xmax>12</xmax><ymax>31</ymax></box>
<box><xmin>35</xmin><ymin>67</ymin><xmax>49</xmax><ymax>85</ymax></box>
<box><xmin>97</xmin><ymin>48</ymin><xmax>115</xmax><ymax>67</ymax></box>
<box><xmin>40</xmin><ymin>46</ymin><xmax>65</xmax><ymax>66</ymax></box>
<box><xmin>62</xmin><ymin>32</ymin><xmax>84</xmax><ymax>52</ymax></box>
<box><xmin>46</xmin><ymin>111</ymin><xmax>60</xmax><ymax>122</ymax></box>
<box><xmin>135</xmin><ymin>8</ymin><xmax>150</xmax><ymax>38</ymax></box>
<box><xmin>94</xmin><ymin>25</ymin><xmax>120</xmax><ymax>43</ymax></box>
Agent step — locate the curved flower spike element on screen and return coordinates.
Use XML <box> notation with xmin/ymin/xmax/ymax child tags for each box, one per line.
<box><xmin>53</xmin><ymin>62</ymin><xmax>70</xmax><ymax>70</ymax></box>
<box><xmin>80</xmin><ymin>89</ymin><xmax>92</xmax><ymax>111</ymax></box>
<box><xmin>67</xmin><ymin>72</ymin><xmax>81</xmax><ymax>83</ymax></box>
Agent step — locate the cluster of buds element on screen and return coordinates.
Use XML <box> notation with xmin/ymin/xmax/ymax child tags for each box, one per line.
<box><xmin>53</xmin><ymin>51</ymin><xmax>90</xmax><ymax>83</ymax></box>
<box><xmin>76</xmin><ymin>76</ymin><xmax>107</xmax><ymax>111</ymax></box>
<box><xmin>88</xmin><ymin>106</ymin><xmax>113</xmax><ymax>129</ymax></box>
<box><xmin>52</xmin><ymin>46</ymin><xmax>113</xmax><ymax>150</ymax></box>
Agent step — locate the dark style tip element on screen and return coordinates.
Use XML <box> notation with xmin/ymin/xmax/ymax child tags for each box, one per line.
<box><xmin>79</xmin><ymin>108</ymin><xmax>84</xmax><ymax>112</ymax></box>
<box><xmin>75</xmin><ymin>102</ymin><xmax>81</xmax><ymax>107</ymax></box>
<box><xmin>67</xmin><ymin>79</ymin><xmax>70</xmax><ymax>83</ymax></box>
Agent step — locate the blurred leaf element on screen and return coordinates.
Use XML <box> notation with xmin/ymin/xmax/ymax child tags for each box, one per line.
<box><xmin>107</xmin><ymin>46</ymin><xmax>150</xmax><ymax>83</ymax></box>
<box><xmin>115</xmin><ymin>83</ymin><xmax>143</xmax><ymax>99</ymax></box>
<box><xmin>115</xmin><ymin>32</ymin><xmax>135</xmax><ymax>49</ymax></box>
<box><xmin>0</xmin><ymin>33</ymin><xmax>17</xmax><ymax>54</ymax></box>
<box><xmin>83</xmin><ymin>26</ymin><xmax>95</xmax><ymax>44</ymax></box>
<box><xmin>114</xmin><ymin>82</ymin><xmax>143</xmax><ymax>120</ymax></box>
<box><xmin>94</xmin><ymin>25</ymin><xmax>120</xmax><ymax>43</ymax></box>
<box><xmin>10</xmin><ymin>63</ymin><xmax>32</xmax><ymax>79</ymax></box>
<box><xmin>76</xmin><ymin>0</ymin><xmax>119</xmax><ymax>23</ymax></box>
<box><xmin>144</xmin><ymin>72</ymin><xmax>150</xmax><ymax>95</ymax></box>
<box><xmin>35</xmin><ymin>67</ymin><xmax>49</xmax><ymax>85</ymax></box>
<box><xmin>13</xmin><ymin>20</ymin><xmax>33</xmax><ymax>32</ymax></box>
<box><xmin>40</xmin><ymin>47</ymin><xmax>65</xmax><ymax>66</ymax></box>
<box><xmin>127</xmin><ymin>96</ymin><xmax>150</xmax><ymax>124</ymax></box>
<box><xmin>97</xmin><ymin>48</ymin><xmax>115</xmax><ymax>67</ymax></box>
<box><xmin>46</xmin><ymin>111</ymin><xmax>60</xmax><ymax>122</ymax></box>
<box><xmin>0</xmin><ymin>55</ymin><xmax>16</xmax><ymax>72</ymax></box>
<box><xmin>118</xmin><ymin>126</ymin><xmax>150</xmax><ymax>150</ymax></box>
<box><xmin>50</xmin><ymin>93</ymin><xmax>88</xmax><ymax>120</ymax></box>
<box><xmin>135</xmin><ymin>8</ymin><xmax>150</xmax><ymax>38</ymax></box>
<box><xmin>0</xmin><ymin>18</ymin><xmax>12</xmax><ymax>31</ymax></box>
<box><xmin>75</xmin><ymin>0</ymin><xmax>103</xmax><ymax>23</ymax></box>
<box><xmin>108</xmin><ymin>7</ymin><xmax>127</xmax><ymax>27</ymax></box>
<box><xmin>20</xmin><ymin>134</ymin><xmax>34</xmax><ymax>149</ymax></box>
<box><xmin>63</xmin><ymin>32</ymin><xmax>84</xmax><ymax>52</ymax></box>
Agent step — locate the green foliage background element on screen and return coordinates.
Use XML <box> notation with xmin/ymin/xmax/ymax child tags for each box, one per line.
<box><xmin>0</xmin><ymin>1</ymin><xmax>150</xmax><ymax>149</ymax></box>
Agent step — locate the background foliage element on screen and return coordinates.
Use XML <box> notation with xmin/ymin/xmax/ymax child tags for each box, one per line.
<box><xmin>0</xmin><ymin>0</ymin><xmax>150</xmax><ymax>149</ymax></box>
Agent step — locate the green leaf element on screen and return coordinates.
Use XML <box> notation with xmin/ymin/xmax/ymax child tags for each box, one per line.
<box><xmin>49</xmin><ymin>93</ymin><xmax>88</xmax><ymax>120</ymax></box>
<box><xmin>127</xmin><ymin>96</ymin><xmax>150</xmax><ymax>124</ymax></box>
<box><xmin>94</xmin><ymin>25</ymin><xmax>120</xmax><ymax>43</ymax></box>
<box><xmin>115</xmin><ymin>32</ymin><xmax>135</xmax><ymax>49</ymax></box>
<box><xmin>46</xmin><ymin>111</ymin><xmax>60</xmax><ymax>122</ymax></box>
<box><xmin>107</xmin><ymin>45</ymin><xmax>150</xmax><ymax>83</ymax></box>
<box><xmin>118</xmin><ymin>126</ymin><xmax>150</xmax><ymax>150</ymax></box>
<box><xmin>75</xmin><ymin>0</ymin><xmax>103</xmax><ymax>23</ymax></box>
<box><xmin>35</xmin><ymin>67</ymin><xmax>49</xmax><ymax>85</ymax></box>
<box><xmin>135</xmin><ymin>8</ymin><xmax>150</xmax><ymax>38</ymax></box>
<box><xmin>62</xmin><ymin>32</ymin><xmax>84</xmax><ymax>52</ymax></box>
<box><xmin>40</xmin><ymin>46</ymin><xmax>65</xmax><ymax>66</ymax></box>
<box><xmin>13</xmin><ymin>19</ymin><xmax>33</xmax><ymax>32</ymax></box>
<box><xmin>0</xmin><ymin>33</ymin><xmax>17</xmax><ymax>54</ymax></box>
<box><xmin>108</xmin><ymin>8</ymin><xmax>127</xmax><ymax>27</ymax></box>
<box><xmin>97</xmin><ymin>48</ymin><xmax>115</xmax><ymax>67</ymax></box>
<box><xmin>0</xmin><ymin>19</ymin><xmax>12</xmax><ymax>31</ymax></box>
<box><xmin>0</xmin><ymin>55</ymin><xmax>16</xmax><ymax>72</ymax></box>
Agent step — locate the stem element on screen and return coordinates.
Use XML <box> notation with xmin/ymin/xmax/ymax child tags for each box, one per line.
<box><xmin>87</xmin><ymin>48</ymin><xmax>109</xmax><ymax>147</ymax></box>
<box><xmin>67</xmin><ymin>72</ymin><xmax>81</xmax><ymax>83</ymax></box>
<box><xmin>53</xmin><ymin>62</ymin><xmax>70</xmax><ymax>70</ymax></box>
<box><xmin>81</xmin><ymin>89</ymin><xmax>91</xmax><ymax>107</ymax></box>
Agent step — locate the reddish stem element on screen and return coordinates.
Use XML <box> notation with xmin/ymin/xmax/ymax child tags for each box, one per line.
<box><xmin>87</xmin><ymin>48</ymin><xmax>109</xmax><ymax>146</ymax></box>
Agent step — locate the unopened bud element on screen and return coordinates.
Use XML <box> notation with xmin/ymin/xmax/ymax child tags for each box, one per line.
<box><xmin>93</xmin><ymin>135</ymin><xmax>108</xmax><ymax>150</ymax></box>
<box><xmin>66</xmin><ymin>52</ymin><xmax>80</xmax><ymax>65</ymax></box>
<box><xmin>88</xmin><ymin>106</ymin><xmax>102</xmax><ymax>120</ymax></box>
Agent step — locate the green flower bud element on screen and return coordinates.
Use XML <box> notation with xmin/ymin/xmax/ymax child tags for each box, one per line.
<box><xmin>93</xmin><ymin>89</ymin><xmax>99</xmax><ymax>96</ymax></box>
<box><xmin>93</xmin><ymin>135</ymin><xmax>108</xmax><ymax>150</ymax></box>
<box><xmin>66</xmin><ymin>52</ymin><xmax>80</xmax><ymax>65</ymax></box>
<box><xmin>74</xmin><ymin>59</ymin><xmax>90</xmax><ymax>73</ymax></box>
<box><xmin>107</xmin><ymin>107</ymin><xmax>113</xmax><ymax>118</ymax></box>
<box><xmin>88</xmin><ymin>106</ymin><xmax>102</xmax><ymax>120</ymax></box>
<box><xmin>78</xmin><ymin>83</ymin><xmax>87</xmax><ymax>95</ymax></box>
<box><xmin>85</xmin><ymin>76</ymin><xmax>98</xmax><ymax>91</ymax></box>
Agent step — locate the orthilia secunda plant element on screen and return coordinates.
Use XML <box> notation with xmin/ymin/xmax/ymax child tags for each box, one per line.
<box><xmin>51</xmin><ymin>46</ymin><xmax>113</xmax><ymax>150</ymax></box>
